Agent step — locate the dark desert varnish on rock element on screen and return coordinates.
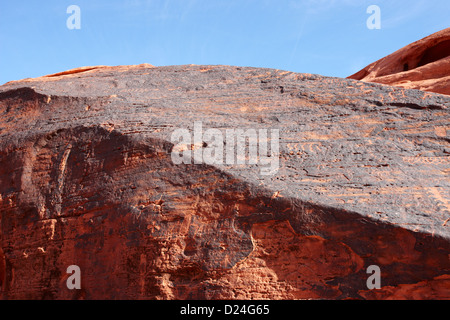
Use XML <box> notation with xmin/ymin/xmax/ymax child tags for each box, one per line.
<box><xmin>0</xmin><ymin>61</ymin><xmax>449</xmax><ymax>299</ymax></box>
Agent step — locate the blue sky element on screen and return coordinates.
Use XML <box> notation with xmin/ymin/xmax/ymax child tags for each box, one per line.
<box><xmin>0</xmin><ymin>0</ymin><xmax>448</xmax><ymax>84</ymax></box>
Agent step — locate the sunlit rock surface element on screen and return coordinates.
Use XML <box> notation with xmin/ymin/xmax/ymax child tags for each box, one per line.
<box><xmin>0</xmin><ymin>63</ymin><xmax>449</xmax><ymax>299</ymax></box>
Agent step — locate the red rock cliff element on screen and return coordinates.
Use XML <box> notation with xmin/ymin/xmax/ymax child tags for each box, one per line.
<box><xmin>0</xmin><ymin>63</ymin><xmax>449</xmax><ymax>300</ymax></box>
<box><xmin>348</xmin><ymin>28</ymin><xmax>450</xmax><ymax>95</ymax></box>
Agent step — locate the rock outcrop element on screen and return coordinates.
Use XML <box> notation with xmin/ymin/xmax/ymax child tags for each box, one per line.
<box><xmin>348</xmin><ymin>28</ymin><xmax>450</xmax><ymax>95</ymax></box>
<box><xmin>0</xmin><ymin>63</ymin><xmax>449</xmax><ymax>300</ymax></box>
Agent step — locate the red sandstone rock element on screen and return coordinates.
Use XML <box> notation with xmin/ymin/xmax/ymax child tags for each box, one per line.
<box><xmin>348</xmin><ymin>28</ymin><xmax>450</xmax><ymax>95</ymax></box>
<box><xmin>0</xmin><ymin>64</ymin><xmax>449</xmax><ymax>300</ymax></box>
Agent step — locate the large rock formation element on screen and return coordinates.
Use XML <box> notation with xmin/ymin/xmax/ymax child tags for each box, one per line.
<box><xmin>348</xmin><ymin>28</ymin><xmax>450</xmax><ymax>95</ymax></box>
<box><xmin>0</xmin><ymin>63</ymin><xmax>449</xmax><ymax>300</ymax></box>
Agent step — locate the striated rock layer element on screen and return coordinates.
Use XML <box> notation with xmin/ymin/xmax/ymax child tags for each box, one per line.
<box><xmin>0</xmin><ymin>64</ymin><xmax>449</xmax><ymax>300</ymax></box>
<box><xmin>348</xmin><ymin>28</ymin><xmax>450</xmax><ymax>95</ymax></box>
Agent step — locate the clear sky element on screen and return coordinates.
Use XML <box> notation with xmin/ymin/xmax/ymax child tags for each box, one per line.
<box><xmin>0</xmin><ymin>0</ymin><xmax>448</xmax><ymax>85</ymax></box>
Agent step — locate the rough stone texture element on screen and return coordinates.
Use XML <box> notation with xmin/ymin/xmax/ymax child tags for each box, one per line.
<box><xmin>348</xmin><ymin>28</ymin><xmax>450</xmax><ymax>95</ymax></box>
<box><xmin>0</xmin><ymin>63</ymin><xmax>449</xmax><ymax>300</ymax></box>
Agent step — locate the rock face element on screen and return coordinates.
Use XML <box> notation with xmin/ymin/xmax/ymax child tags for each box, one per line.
<box><xmin>348</xmin><ymin>28</ymin><xmax>450</xmax><ymax>95</ymax></box>
<box><xmin>0</xmin><ymin>63</ymin><xmax>449</xmax><ymax>300</ymax></box>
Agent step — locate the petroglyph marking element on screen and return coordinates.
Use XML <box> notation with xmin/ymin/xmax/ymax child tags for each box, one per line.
<box><xmin>403</xmin><ymin>156</ymin><xmax>450</xmax><ymax>165</ymax></box>
<box><xmin>427</xmin><ymin>187</ymin><xmax>450</xmax><ymax>215</ymax></box>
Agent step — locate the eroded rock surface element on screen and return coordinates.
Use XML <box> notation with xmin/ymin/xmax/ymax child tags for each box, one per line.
<box><xmin>348</xmin><ymin>28</ymin><xmax>450</xmax><ymax>95</ymax></box>
<box><xmin>0</xmin><ymin>64</ymin><xmax>449</xmax><ymax>299</ymax></box>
